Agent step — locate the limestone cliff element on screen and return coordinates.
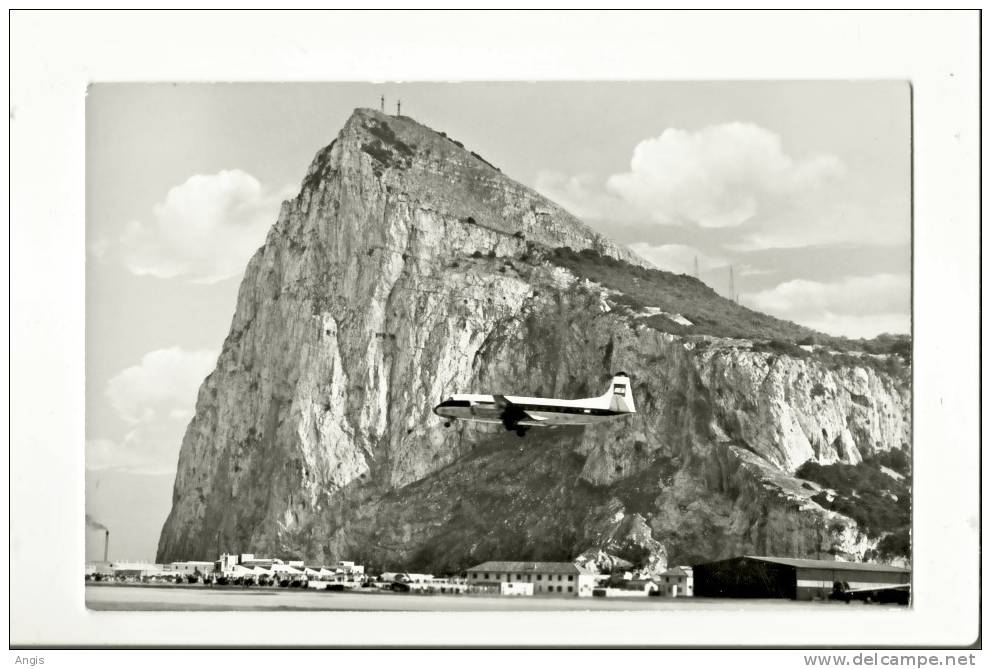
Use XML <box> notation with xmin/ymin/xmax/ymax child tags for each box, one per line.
<box><xmin>157</xmin><ymin>109</ymin><xmax>911</xmax><ymax>572</ymax></box>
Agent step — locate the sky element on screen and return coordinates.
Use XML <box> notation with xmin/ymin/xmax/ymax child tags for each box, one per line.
<box><xmin>85</xmin><ymin>82</ymin><xmax>911</xmax><ymax>562</ymax></box>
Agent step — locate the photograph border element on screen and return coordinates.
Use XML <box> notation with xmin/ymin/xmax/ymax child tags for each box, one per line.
<box><xmin>8</xmin><ymin>8</ymin><xmax>981</xmax><ymax>649</ymax></box>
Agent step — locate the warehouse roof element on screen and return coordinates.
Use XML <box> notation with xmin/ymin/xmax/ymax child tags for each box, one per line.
<box><xmin>745</xmin><ymin>556</ymin><xmax>910</xmax><ymax>573</ymax></box>
<box><xmin>466</xmin><ymin>561</ymin><xmax>580</xmax><ymax>575</ymax></box>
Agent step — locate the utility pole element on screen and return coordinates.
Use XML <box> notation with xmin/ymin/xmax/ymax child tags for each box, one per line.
<box><xmin>380</xmin><ymin>95</ymin><xmax>385</xmax><ymax>112</ymax></box>
<box><xmin>396</xmin><ymin>99</ymin><xmax>401</xmax><ymax>116</ymax></box>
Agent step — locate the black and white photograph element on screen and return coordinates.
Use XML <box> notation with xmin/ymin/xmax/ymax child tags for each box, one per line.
<box><xmin>9</xmin><ymin>9</ymin><xmax>981</xmax><ymax>656</ymax></box>
<box><xmin>83</xmin><ymin>80</ymin><xmax>914</xmax><ymax>612</ymax></box>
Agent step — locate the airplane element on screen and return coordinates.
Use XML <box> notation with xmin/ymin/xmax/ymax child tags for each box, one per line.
<box><xmin>433</xmin><ymin>372</ymin><xmax>636</xmax><ymax>437</ymax></box>
<box><xmin>829</xmin><ymin>581</ymin><xmax>910</xmax><ymax>605</ymax></box>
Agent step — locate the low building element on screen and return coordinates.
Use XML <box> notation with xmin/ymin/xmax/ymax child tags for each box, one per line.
<box><xmin>164</xmin><ymin>561</ymin><xmax>215</xmax><ymax>576</ymax></box>
<box><xmin>624</xmin><ymin>578</ymin><xmax>659</xmax><ymax>594</ymax></box>
<box><xmin>466</xmin><ymin>561</ymin><xmax>594</xmax><ymax>596</ymax></box>
<box><xmin>692</xmin><ymin>556</ymin><xmax>910</xmax><ymax>601</ymax></box>
<box><xmin>110</xmin><ymin>561</ymin><xmax>164</xmax><ymax>579</ymax></box>
<box><xmin>500</xmin><ymin>581</ymin><xmax>534</xmax><ymax>596</ymax></box>
<box><xmin>85</xmin><ymin>562</ymin><xmax>113</xmax><ymax>578</ymax></box>
<box><xmin>215</xmin><ymin>553</ymin><xmax>240</xmax><ymax>574</ymax></box>
<box><xmin>656</xmin><ymin>566</ymin><xmax>693</xmax><ymax>597</ymax></box>
<box><xmin>269</xmin><ymin>563</ymin><xmax>305</xmax><ymax>580</ymax></box>
<box><xmin>331</xmin><ymin>560</ymin><xmax>365</xmax><ymax>576</ymax></box>
<box><xmin>241</xmin><ymin>557</ymin><xmax>277</xmax><ymax>570</ymax></box>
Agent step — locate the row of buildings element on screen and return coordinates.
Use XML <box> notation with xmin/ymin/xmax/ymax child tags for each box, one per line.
<box><xmin>86</xmin><ymin>553</ymin><xmax>366</xmax><ymax>584</ymax></box>
<box><xmin>86</xmin><ymin>552</ymin><xmax>910</xmax><ymax>602</ymax></box>
<box><xmin>461</xmin><ymin>556</ymin><xmax>909</xmax><ymax>602</ymax></box>
<box><xmin>465</xmin><ymin>561</ymin><xmax>694</xmax><ymax>598</ymax></box>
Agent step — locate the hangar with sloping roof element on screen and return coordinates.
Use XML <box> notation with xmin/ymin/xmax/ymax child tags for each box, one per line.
<box><xmin>692</xmin><ymin>556</ymin><xmax>910</xmax><ymax>601</ymax></box>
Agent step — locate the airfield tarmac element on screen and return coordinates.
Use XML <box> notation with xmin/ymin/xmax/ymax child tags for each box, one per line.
<box><xmin>86</xmin><ymin>584</ymin><xmax>854</xmax><ymax>611</ymax></box>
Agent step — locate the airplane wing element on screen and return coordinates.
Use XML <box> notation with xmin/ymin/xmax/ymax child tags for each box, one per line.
<box><xmin>493</xmin><ymin>395</ymin><xmax>531</xmax><ymax>428</ymax></box>
<box><xmin>846</xmin><ymin>584</ymin><xmax>910</xmax><ymax>594</ymax></box>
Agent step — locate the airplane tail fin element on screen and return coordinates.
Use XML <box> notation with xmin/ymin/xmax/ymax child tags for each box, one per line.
<box><xmin>603</xmin><ymin>372</ymin><xmax>636</xmax><ymax>414</ymax></box>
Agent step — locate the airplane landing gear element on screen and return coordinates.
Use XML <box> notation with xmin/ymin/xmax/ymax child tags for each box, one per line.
<box><xmin>443</xmin><ymin>421</ymin><xmax>452</xmax><ymax>428</ymax></box>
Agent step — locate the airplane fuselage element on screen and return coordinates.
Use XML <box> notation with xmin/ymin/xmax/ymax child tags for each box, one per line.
<box><xmin>433</xmin><ymin>393</ymin><xmax>628</xmax><ymax>427</ymax></box>
<box><xmin>432</xmin><ymin>373</ymin><xmax>636</xmax><ymax>435</ymax></box>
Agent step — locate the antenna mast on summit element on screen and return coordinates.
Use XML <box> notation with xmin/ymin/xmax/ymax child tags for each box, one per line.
<box><xmin>380</xmin><ymin>95</ymin><xmax>385</xmax><ymax>112</ymax></box>
<box><xmin>729</xmin><ymin>265</ymin><xmax>736</xmax><ymax>302</ymax></box>
<box><xmin>396</xmin><ymin>99</ymin><xmax>401</xmax><ymax>116</ymax></box>
<box><xmin>694</xmin><ymin>256</ymin><xmax>699</xmax><ymax>279</ymax></box>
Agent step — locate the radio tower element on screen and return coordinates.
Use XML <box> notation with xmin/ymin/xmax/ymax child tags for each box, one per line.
<box><xmin>729</xmin><ymin>265</ymin><xmax>736</xmax><ymax>302</ymax></box>
<box><xmin>694</xmin><ymin>256</ymin><xmax>699</xmax><ymax>279</ymax></box>
<box><xmin>380</xmin><ymin>95</ymin><xmax>385</xmax><ymax>112</ymax></box>
<box><xmin>396</xmin><ymin>99</ymin><xmax>401</xmax><ymax>116</ymax></box>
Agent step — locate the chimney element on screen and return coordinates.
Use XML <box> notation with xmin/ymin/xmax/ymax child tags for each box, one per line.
<box><xmin>103</xmin><ymin>530</ymin><xmax>109</xmax><ymax>563</ymax></box>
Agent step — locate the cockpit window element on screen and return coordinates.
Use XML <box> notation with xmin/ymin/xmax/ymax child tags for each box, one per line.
<box><xmin>439</xmin><ymin>399</ymin><xmax>471</xmax><ymax>408</ymax></box>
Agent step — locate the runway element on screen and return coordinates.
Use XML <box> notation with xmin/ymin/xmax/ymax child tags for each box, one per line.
<box><xmin>85</xmin><ymin>584</ymin><xmax>850</xmax><ymax>611</ymax></box>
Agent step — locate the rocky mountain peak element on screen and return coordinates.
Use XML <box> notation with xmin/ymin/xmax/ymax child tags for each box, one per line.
<box><xmin>297</xmin><ymin>107</ymin><xmax>647</xmax><ymax>267</ymax></box>
<box><xmin>157</xmin><ymin>110</ymin><xmax>911</xmax><ymax>573</ymax></box>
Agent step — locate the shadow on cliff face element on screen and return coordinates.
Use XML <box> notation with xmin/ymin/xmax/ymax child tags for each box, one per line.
<box><xmin>339</xmin><ymin>426</ymin><xmax>602</xmax><ymax>574</ymax></box>
<box><xmin>336</xmin><ymin>425</ymin><xmax>697</xmax><ymax>575</ymax></box>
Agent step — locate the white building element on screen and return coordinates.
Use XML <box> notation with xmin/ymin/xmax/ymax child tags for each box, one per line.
<box><xmin>500</xmin><ymin>581</ymin><xmax>534</xmax><ymax>596</ymax></box>
<box><xmin>657</xmin><ymin>566</ymin><xmax>694</xmax><ymax>597</ymax></box>
<box><xmin>108</xmin><ymin>561</ymin><xmax>164</xmax><ymax>579</ymax></box>
<box><xmin>331</xmin><ymin>560</ymin><xmax>365</xmax><ymax>576</ymax></box>
<box><xmin>466</xmin><ymin>561</ymin><xmax>595</xmax><ymax>597</ymax></box>
<box><xmin>164</xmin><ymin>561</ymin><xmax>215</xmax><ymax>576</ymax></box>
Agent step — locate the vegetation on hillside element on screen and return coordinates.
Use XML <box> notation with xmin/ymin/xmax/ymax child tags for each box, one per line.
<box><xmin>796</xmin><ymin>451</ymin><xmax>911</xmax><ymax>559</ymax></box>
<box><xmin>361</xmin><ymin>119</ymin><xmax>415</xmax><ymax>174</ymax></box>
<box><xmin>543</xmin><ymin>246</ymin><xmax>911</xmax><ymax>365</ymax></box>
<box><xmin>547</xmin><ymin>246</ymin><xmax>820</xmax><ymax>341</ymax></box>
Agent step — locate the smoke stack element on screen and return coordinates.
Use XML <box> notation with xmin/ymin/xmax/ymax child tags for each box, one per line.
<box><xmin>104</xmin><ymin>530</ymin><xmax>109</xmax><ymax>563</ymax></box>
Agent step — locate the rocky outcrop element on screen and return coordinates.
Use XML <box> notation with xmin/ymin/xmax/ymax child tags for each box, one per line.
<box><xmin>157</xmin><ymin>109</ymin><xmax>911</xmax><ymax>571</ymax></box>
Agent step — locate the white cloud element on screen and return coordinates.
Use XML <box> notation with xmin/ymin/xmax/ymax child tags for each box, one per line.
<box><xmin>606</xmin><ymin>123</ymin><xmax>844</xmax><ymax>230</ymax></box>
<box><xmin>94</xmin><ymin>347</ymin><xmax>218</xmax><ymax>474</ymax></box>
<box><xmin>88</xmin><ymin>237</ymin><xmax>112</xmax><ymax>261</ymax></box>
<box><xmin>626</xmin><ymin>242</ymin><xmax>726</xmax><ymax>276</ymax></box>
<box><xmin>87</xmin><ymin>433</ymin><xmax>179</xmax><ymax>476</ymax></box>
<box><xmin>536</xmin><ymin>123</ymin><xmax>907</xmax><ymax>252</ymax></box>
<box><xmin>745</xmin><ymin>274</ymin><xmax>910</xmax><ymax>338</ymax></box>
<box><xmin>120</xmin><ymin>169</ymin><xmax>293</xmax><ymax>283</ymax></box>
<box><xmin>792</xmin><ymin>313</ymin><xmax>911</xmax><ymax>340</ymax></box>
<box><xmin>106</xmin><ymin>347</ymin><xmax>217</xmax><ymax>424</ymax></box>
<box><xmin>534</xmin><ymin>171</ymin><xmax>634</xmax><ymax>221</ymax></box>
